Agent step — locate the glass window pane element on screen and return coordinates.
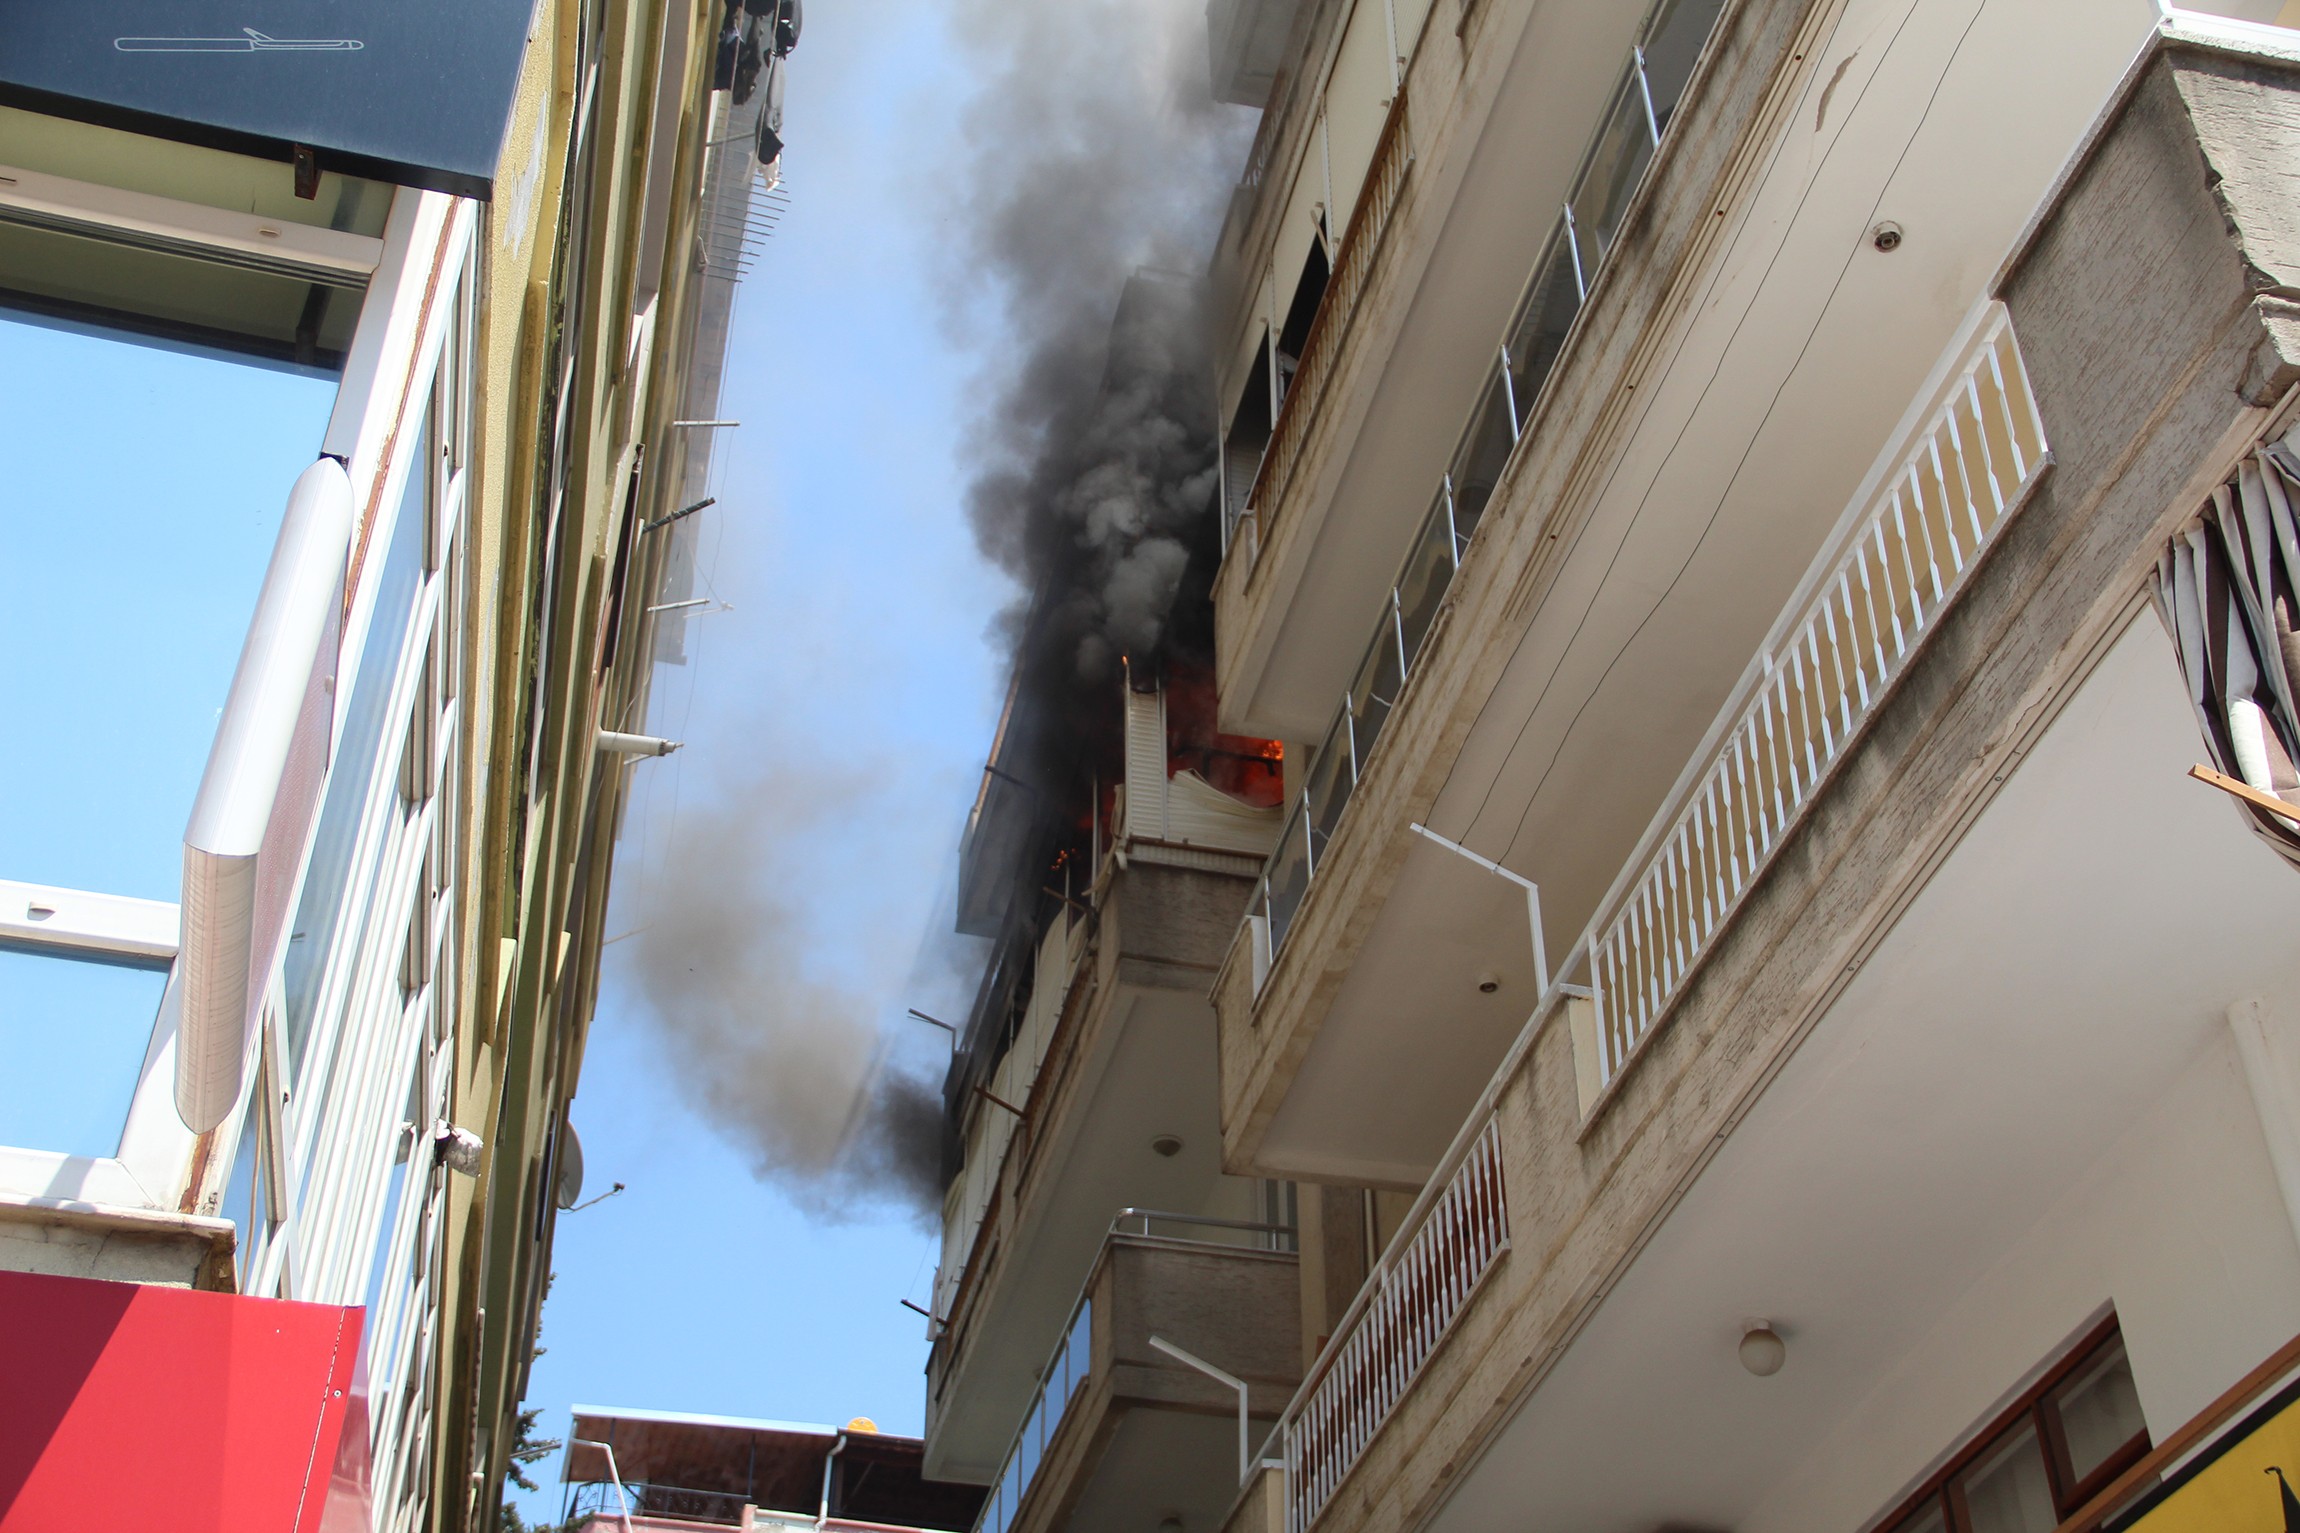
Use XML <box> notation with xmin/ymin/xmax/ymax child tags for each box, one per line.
<box><xmin>1958</xmin><ymin>1421</ymin><xmax>2058</xmax><ymax>1533</ymax></box>
<box><xmin>1890</xmin><ymin>1497</ymin><xmax>1948</xmax><ymax>1533</ymax></box>
<box><xmin>0</xmin><ymin>313</ymin><xmax>337</xmax><ymax>901</ymax></box>
<box><xmin>2054</xmin><ymin>1344</ymin><xmax>2148</xmax><ymax>1485</ymax></box>
<box><xmin>284</xmin><ymin>419</ymin><xmax>431</xmax><ymax>1073</ymax></box>
<box><xmin>0</xmin><ymin>948</ymin><xmax>165</xmax><ymax>1158</ymax></box>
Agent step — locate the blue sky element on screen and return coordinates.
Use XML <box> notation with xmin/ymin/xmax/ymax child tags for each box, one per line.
<box><xmin>509</xmin><ymin>0</ymin><xmax>1012</xmax><ymax>1518</ymax></box>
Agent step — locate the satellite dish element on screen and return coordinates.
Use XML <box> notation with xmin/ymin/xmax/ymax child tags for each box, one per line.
<box><xmin>554</xmin><ymin>1120</ymin><xmax>585</xmax><ymax>1210</ymax></box>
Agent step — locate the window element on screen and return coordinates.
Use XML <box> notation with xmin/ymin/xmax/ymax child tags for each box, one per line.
<box><xmin>1878</xmin><ymin>1318</ymin><xmax>2151</xmax><ymax>1533</ymax></box>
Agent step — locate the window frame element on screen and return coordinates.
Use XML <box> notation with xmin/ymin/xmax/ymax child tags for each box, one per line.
<box><xmin>1876</xmin><ymin>1314</ymin><xmax>2152</xmax><ymax>1533</ymax></box>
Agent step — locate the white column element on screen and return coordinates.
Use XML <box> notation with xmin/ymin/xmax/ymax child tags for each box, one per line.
<box><xmin>2229</xmin><ymin>994</ymin><xmax>2300</xmax><ymax>1248</ymax></box>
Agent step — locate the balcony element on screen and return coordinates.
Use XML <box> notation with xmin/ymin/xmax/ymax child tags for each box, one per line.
<box><xmin>1224</xmin><ymin>21</ymin><xmax>2300</xmax><ymax>1531</ymax></box>
<box><xmin>925</xmin><ymin>686</ymin><xmax>1279</xmax><ymax>1483</ymax></box>
<box><xmin>1210</xmin><ymin>0</ymin><xmax>1680</xmax><ymax>746</ymax></box>
<box><xmin>1209</xmin><ymin>0</ymin><xmax>2177</xmax><ymax>1187</ymax></box>
<box><xmin>971</xmin><ymin>1213</ymin><xmax>1302</xmax><ymax>1533</ymax></box>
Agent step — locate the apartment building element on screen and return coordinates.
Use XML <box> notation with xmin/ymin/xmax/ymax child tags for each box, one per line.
<box><xmin>931</xmin><ymin>0</ymin><xmax>2300</xmax><ymax>1530</ymax></box>
<box><xmin>0</xmin><ymin>1</ymin><xmax>783</xmax><ymax>1526</ymax></box>
<box><xmin>1198</xmin><ymin>0</ymin><xmax>2300</xmax><ymax>1529</ymax></box>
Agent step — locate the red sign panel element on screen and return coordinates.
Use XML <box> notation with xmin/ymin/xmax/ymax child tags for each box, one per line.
<box><xmin>0</xmin><ymin>1268</ymin><xmax>361</xmax><ymax>1533</ymax></box>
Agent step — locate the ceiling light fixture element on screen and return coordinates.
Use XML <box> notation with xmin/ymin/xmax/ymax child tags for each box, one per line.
<box><xmin>1740</xmin><ymin>1320</ymin><xmax>1787</xmax><ymax>1377</ymax></box>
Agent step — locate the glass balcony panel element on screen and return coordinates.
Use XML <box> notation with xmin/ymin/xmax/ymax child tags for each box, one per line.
<box><xmin>1395</xmin><ymin>489</ymin><xmax>1460</xmax><ymax>671</ymax></box>
<box><xmin>1507</xmin><ymin>221</ymin><xmax>1584</xmax><ymax>431</ymax></box>
<box><xmin>0</xmin><ymin>948</ymin><xmax>166</xmax><ymax>1158</ymax></box>
<box><xmin>1266</xmin><ymin>802</ymin><xmax>1313</xmax><ymax>952</ymax></box>
<box><xmin>1569</xmin><ymin>64</ymin><xmax>1659</xmax><ymax>261</ymax></box>
<box><xmin>1449</xmin><ymin>369</ymin><xmax>1518</xmax><ymax>541</ymax></box>
<box><xmin>1347</xmin><ymin>610</ymin><xmax>1406</xmax><ymax>769</ymax></box>
<box><xmin>1305</xmin><ymin>710</ymin><xmax>1356</xmax><ymax>860</ymax></box>
<box><xmin>1640</xmin><ymin>0</ymin><xmax>1729</xmax><ymax>135</ymax></box>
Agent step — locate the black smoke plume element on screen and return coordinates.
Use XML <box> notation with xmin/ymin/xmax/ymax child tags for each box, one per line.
<box><xmin>949</xmin><ymin>0</ymin><xmax>1257</xmax><ymax>812</ymax></box>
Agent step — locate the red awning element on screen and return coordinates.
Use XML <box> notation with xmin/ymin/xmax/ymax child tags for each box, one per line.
<box><xmin>0</xmin><ymin>1268</ymin><xmax>361</xmax><ymax>1533</ymax></box>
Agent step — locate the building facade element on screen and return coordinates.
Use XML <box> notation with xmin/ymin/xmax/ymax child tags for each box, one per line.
<box><xmin>0</xmin><ymin>1</ymin><xmax>785</xmax><ymax>1526</ymax></box>
<box><xmin>929</xmin><ymin>1</ymin><xmax>2300</xmax><ymax>1533</ymax></box>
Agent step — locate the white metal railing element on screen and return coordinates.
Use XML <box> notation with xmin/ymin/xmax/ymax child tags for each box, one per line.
<box><xmin>1282</xmin><ymin>1119</ymin><xmax>1508</xmax><ymax>1533</ymax></box>
<box><xmin>1585</xmin><ymin>304</ymin><xmax>2046</xmax><ymax>1091</ymax></box>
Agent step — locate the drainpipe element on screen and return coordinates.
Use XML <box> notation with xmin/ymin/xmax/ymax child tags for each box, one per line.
<box><xmin>816</xmin><ymin>1430</ymin><xmax>848</xmax><ymax>1528</ymax></box>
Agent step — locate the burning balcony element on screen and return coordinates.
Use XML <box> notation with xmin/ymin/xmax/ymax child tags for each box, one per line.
<box><xmin>926</xmin><ymin>673</ymin><xmax>1282</xmax><ymax>1484</ymax></box>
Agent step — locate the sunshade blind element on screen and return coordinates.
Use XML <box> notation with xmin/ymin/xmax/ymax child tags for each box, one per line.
<box><xmin>2157</xmin><ymin>435</ymin><xmax>2300</xmax><ymax>867</ymax></box>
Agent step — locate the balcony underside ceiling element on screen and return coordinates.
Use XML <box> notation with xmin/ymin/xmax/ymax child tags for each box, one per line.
<box><xmin>1059</xmin><ymin>1406</ymin><xmax>1271</xmax><ymax>1533</ymax></box>
<box><xmin>1241</xmin><ymin>0</ymin><xmax>2262</xmax><ymax>1183</ymax></box>
<box><xmin>1427</xmin><ymin>617</ymin><xmax>2300</xmax><ymax>1533</ymax></box>
<box><xmin>1261</xmin><ymin>836</ymin><xmax>1536</xmax><ymax>1187</ymax></box>
<box><xmin>929</xmin><ymin>985</ymin><xmax>1256</xmax><ymax>1484</ymax></box>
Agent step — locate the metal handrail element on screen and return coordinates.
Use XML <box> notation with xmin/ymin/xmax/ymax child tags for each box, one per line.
<box><xmin>1112</xmin><ymin>1207</ymin><xmax>1300</xmax><ymax>1245</ymax></box>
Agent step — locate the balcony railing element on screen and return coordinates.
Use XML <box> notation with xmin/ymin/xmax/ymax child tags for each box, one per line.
<box><xmin>1281</xmin><ymin>1119</ymin><xmax>1508</xmax><ymax>1533</ymax></box>
<box><xmin>1245</xmin><ymin>0</ymin><xmax>1729</xmax><ymax>975</ymax></box>
<box><xmin>1225</xmin><ymin>85</ymin><xmax>1415</xmax><ymax>563</ymax></box>
<box><xmin>1583</xmin><ymin>304</ymin><xmax>2045</xmax><ymax>1096</ymax></box>
<box><xmin>970</xmin><ymin>1209</ymin><xmax>1299</xmax><ymax>1533</ymax></box>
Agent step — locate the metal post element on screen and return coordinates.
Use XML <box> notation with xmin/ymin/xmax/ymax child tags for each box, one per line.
<box><xmin>569</xmin><ymin>1441</ymin><xmax>637</xmax><ymax>1533</ymax></box>
<box><xmin>1392</xmin><ymin>586</ymin><xmax>1408</xmax><ymax>680</ymax></box>
<box><xmin>1498</xmin><ymin>345</ymin><xmax>1520</xmax><ymax>441</ymax></box>
<box><xmin>1443</xmin><ymin>473</ymin><xmax>1461</xmax><ymax>566</ymax></box>
<box><xmin>1634</xmin><ymin>47</ymin><xmax>1661</xmax><ymax>146</ymax></box>
<box><xmin>1343</xmin><ymin>693</ymin><xmax>1360</xmax><ymax>782</ymax></box>
<box><xmin>1564</xmin><ymin>205</ymin><xmax>1586</xmax><ymax>300</ymax></box>
<box><xmin>1150</xmin><ymin>1336</ymin><xmax>1254</xmax><ymax>1484</ymax></box>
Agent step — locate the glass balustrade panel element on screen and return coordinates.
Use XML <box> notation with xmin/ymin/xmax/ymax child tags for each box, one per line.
<box><xmin>1570</xmin><ymin>62</ymin><xmax>1660</xmax><ymax>261</ymax></box>
<box><xmin>1395</xmin><ymin>488</ymin><xmax>1461</xmax><ymax>670</ymax></box>
<box><xmin>1449</xmin><ymin>368</ymin><xmax>1518</xmax><ymax>541</ymax></box>
<box><xmin>1640</xmin><ymin>0</ymin><xmax>1730</xmax><ymax>134</ymax></box>
<box><xmin>1507</xmin><ymin>222</ymin><xmax>1585</xmax><ymax>432</ymax></box>
<box><xmin>1266</xmin><ymin>801</ymin><xmax>1313</xmax><ymax>951</ymax></box>
<box><xmin>1305</xmin><ymin>709</ymin><xmax>1356</xmax><ymax>858</ymax></box>
<box><xmin>1347</xmin><ymin>604</ymin><xmax>1406</xmax><ymax>769</ymax></box>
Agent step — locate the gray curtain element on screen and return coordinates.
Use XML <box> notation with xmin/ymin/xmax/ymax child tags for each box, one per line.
<box><xmin>2157</xmin><ymin>441</ymin><xmax>2300</xmax><ymax>868</ymax></box>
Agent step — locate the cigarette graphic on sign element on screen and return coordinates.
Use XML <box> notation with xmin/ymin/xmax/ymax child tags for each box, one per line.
<box><xmin>115</xmin><ymin>28</ymin><xmax>363</xmax><ymax>52</ymax></box>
